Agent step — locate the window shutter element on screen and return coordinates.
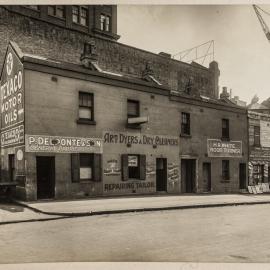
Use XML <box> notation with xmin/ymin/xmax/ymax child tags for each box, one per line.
<box><xmin>122</xmin><ymin>154</ymin><xmax>128</xmax><ymax>181</ymax></box>
<box><xmin>140</xmin><ymin>155</ymin><xmax>146</xmax><ymax>180</ymax></box>
<box><xmin>71</xmin><ymin>154</ymin><xmax>80</xmax><ymax>182</ymax></box>
<box><xmin>93</xmin><ymin>154</ymin><xmax>102</xmax><ymax>182</ymax></box>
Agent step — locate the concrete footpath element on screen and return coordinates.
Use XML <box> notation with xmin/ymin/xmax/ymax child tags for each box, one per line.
<box><xmin>13</xmin><ymin>193</ymin><xmax>270</xmax><ymax>217</ymax></box>
<box><xmin>2</xmin><ymin>193</ymin><xmax>270</xmax><ymax>224</ymax></box>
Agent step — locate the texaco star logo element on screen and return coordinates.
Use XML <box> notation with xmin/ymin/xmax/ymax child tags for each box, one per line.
<box><xmin>6</xmin><ymin>52</ymin><xmax>13</xmax><ymax>76</ymax></box>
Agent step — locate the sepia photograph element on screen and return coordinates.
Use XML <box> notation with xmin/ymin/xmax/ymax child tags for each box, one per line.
<box><xmin>1</xmin><ymin>1</ymin><xmax>270</xmax><ymax>269</ymax></box>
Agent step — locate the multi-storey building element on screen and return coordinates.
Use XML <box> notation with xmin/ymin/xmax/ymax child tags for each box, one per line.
<box><xmin>0</xmin><ymin>5</ymin><xmax>248</xmax><ymax>200</ymax></box>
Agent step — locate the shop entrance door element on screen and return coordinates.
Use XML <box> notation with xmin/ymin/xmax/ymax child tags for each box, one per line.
<box><xmin>239</xmin><ymin>163</ymin><xmax>247</xmax><ymax>189</ymax></box>
<box><xmin>202</xmin><ymin>162</ymin><xmax>211</xmax><ymax>192</ymax></box>
<box><xmin>36</xmin><ymin>156</ymin><xmax>55</xmax><ymax>199</ymax></box>
<box><xmin>156</xmin><ymin>158</ymin><xmax>167</xmax><ymax>192</ymax></box>
<box><xmin>181</xmin><ymin>159</ymin><xmax>196</xmax><ymax>193</ymax></box>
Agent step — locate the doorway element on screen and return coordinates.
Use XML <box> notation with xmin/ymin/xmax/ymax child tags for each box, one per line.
<box><xmin>181</xmin><ymin>159</ymin><xmax>196</xmax><ymax>193</ymax></box>
<box><xmin>239</xmin><ymin>163</ymin><xmax>247</xmax><ymax>189</ymax></box>
<box><xmin>8</xmin><ymin>154</ymin><xmax>15</xmax><ymax>182</ymax></box>
<box><xmin>202</xmin><ymin>162</ymin><xmax>211</xmax><ymax>192</ymax></box>
<box><xmin>156</xmin><ymin>158</ymin><xmax>167</xmax><ymax>192</ymax></box>
<box><xmin>36</xmin><ymin>156</ymin><xmax>55</xmax><ymax>199</ymax></box>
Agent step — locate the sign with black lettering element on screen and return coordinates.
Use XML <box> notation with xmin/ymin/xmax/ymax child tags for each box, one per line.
<box><xmin>103</xmin><ymin>131</ymin><xmax>179</xmax><ymax>146</ymax></box>
<box><xmin>25</xmin><ymin>135</ymin><xmax>103</xmax><ymax>153</ymax></box>
<box><xmin>0</xmin><ymin>44</ymin><xmax>24</xmax><ymax>130</ymax></box>
<box><xmin>207</xmin><ymin>139</ymin><xmax>242</xmax><ymax>157</ymax></box>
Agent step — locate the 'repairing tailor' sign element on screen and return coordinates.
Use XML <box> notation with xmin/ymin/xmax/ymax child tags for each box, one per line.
<box><xmin>1</xmin><ymin>124</ymin><xmax>24</xmax><ymax>147</ymax></box>
<box><xmin>25</xmin><ymin>135</ymin><xmax>103</xmax><ymax>153</ymax></box>
<box><xmin>207</xmin><ymin>139</ymin><xmax>242</xmax><ymax>157</ymax></box>
<box><xmin>0</xmin><ymin>44</ymin><xmax>24</xmax><ymax>130</ymax></box>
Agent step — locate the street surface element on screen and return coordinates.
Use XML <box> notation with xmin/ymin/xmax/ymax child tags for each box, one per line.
<box><xmin>1</xmin><ymin>204</ymin><xmax>270</xmax><ymax>263</ymax></box>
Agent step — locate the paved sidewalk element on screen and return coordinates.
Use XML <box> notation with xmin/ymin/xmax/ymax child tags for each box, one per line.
<box><xmin>0</xmin><ymin>201</ymin><xmax>63</xmax><ymax>224</ymax></box>
<box><xmin>15</xmin><ymin>193</ymin><xmax>270</xmax><ymax>216</ymax></box>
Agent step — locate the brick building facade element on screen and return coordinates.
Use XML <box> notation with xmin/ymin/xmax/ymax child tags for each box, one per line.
<box><xmin>0</xmin><ymin>5</ymin><xmax>248</xmax><ymax>200</ymax></box>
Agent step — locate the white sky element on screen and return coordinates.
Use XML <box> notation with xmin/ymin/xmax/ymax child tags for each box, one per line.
<box><xmin>117</xmin><ymin>5</ymin><xmax>270</xmax><ymax>104</ymax></box>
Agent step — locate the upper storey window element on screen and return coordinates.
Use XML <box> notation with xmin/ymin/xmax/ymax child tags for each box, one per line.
<box><xmin>48</xmin><ymin>6</ymin><xmax>65</xmax><ymax>18</ymax></box>
<box><xmin>100</xmin><ymin>14</ymin><xmax>111</xmax><ymax>32</ymax></box>
<box><xmin>72</xmin><ymin>6</ymin><xmax>88</xmax><ymax>26</ymax></box>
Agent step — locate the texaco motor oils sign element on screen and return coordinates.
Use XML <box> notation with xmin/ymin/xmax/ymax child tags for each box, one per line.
<box><xmin>0</xmin><ymin>44</ymin><xmax>24</xmax><ymax>147</ymax></box>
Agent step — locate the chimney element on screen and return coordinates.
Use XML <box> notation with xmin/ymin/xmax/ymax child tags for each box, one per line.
<box><xmin>80</xmin><ymin>40</ymin><xmax>98</xmax><ymax>68</ymax></box>
<box><xmin>220</xmin><ymin>86</ymin><xmax>230</xmax><ymax>99</ymax></box>
<box><xmin>209</xmin><ymin>61</ymin><xmax>220</xmax><ymax>99</ymax></box>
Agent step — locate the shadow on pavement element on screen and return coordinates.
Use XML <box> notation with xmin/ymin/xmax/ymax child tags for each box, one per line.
<box><xmin>0</xmin><ymin>198</ymin><xmax>25</xmax><ymax>213</ymax></box>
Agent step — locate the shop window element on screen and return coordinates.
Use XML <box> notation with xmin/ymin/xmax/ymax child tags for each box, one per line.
<box><xmin>100</xmin><ymin>14</ymin><xmax>111</xmax><ymax>32</ymax></box>
<box><xmin>181</xmin><ymin>112</ymin><xmax>190</xmax><ymax>135</ymax></box>
<box><xmin>222</xmin><ymin>119</ymin><xmax>229</xmax><ymax>140</ymax></box>
<box><xmin>254</xmin><ymin>126</ymin><xmax>260</xmax><ymax>146</ymax></box>
<box><xmin>71</xmin><ymin>153</ymin><xmax>101</xmax><ymax>182</ymax></box>
<box><xmin>78</xmin><ymin>92</ymin><xmax>94</xmax><ymax>122</ymax></box>
<box><xmin>72</xmin><ymin>6</ymin><xmax>88</xmax><ymax>26</ymax></box>
<box><xmin>253</xmin><ymin>164</ymin><xmax>264</xmax><ymax>184</ymax></box>
<box><xmin>48</xmin><ymin>6</ymin><xmax>65</xmax><ymax>18</ymax></box>
<box><xmin>122</xmin><ymin>154</ymin><xmax>146</xmax><ymax>181</ymax></box>
<box><xmin>222</xmin><ymin>160</ymin><xmax>230</xmax><ymax>180</ymax></box>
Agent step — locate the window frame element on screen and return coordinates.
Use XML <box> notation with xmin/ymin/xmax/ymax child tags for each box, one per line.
<box><xmin>127</xmin><ymin>99</ymin><xmax>140</xmax><ymax>119</ymax></box>
<box><xmin>100</xmin><ymin>13</ymin><xmax>111</xmax><ymax>32</ymax></box>
<box><xmin>79</xmin><ymin>153</ymin><xmax>94</xmax><ymax>181</ymax></box>
<box><xmin>222</xmin><ymin>118</ymin><xmax>230</xmax><ymax>140</ymax></box>
<box><xmin>77</xmin><ymin>92</ymin><xmax>96</xmax><ymax>125</ymax></box>
<box><xmin>222</xmin><ymin>160</ymin><xmax>230</xmax><ymax>180</ymax></box>
<box><xmin>254</xmin><ymin>125</ymin><xmax>260</xmax><ymax>146</ymax></box>
<box><xmin>127</xmin><ymin>154</ymin><xmax>140</xmax><ymax>180</ymax></box>
<box><xmin>181</xmin><ymin>112</ymin><xmax>191</xmax><ymax>136</ymax></box>
<box><xmin>48</xmin><ymin>5</ymin><xmax>65</xmax><ymax>19</ymax></box>
<box><xmin>72</xmin><ymin>5</ymin><xmax>88</xmax><ymax>27</ymax></box>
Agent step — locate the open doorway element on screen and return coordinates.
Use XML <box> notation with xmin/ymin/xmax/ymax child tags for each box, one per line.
<box><xmin>36</xmin><ymin>156</ymin><xmax>55</xmax><ymax>199</ymax></box>
<box><xmin>181</xmin><ymin>159</ymin><xmax>196</xmax><ymax>193</ymax></box>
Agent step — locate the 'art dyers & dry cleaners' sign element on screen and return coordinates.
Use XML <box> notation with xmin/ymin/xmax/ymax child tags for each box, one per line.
<box><xmin>207</xmin><ymin>139</ymin><xmax>242</xmax><ymax>157</ymax></box>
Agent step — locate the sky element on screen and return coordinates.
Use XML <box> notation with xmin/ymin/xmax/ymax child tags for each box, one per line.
<box><xmin>117</xmin><ymin>5</ymin><xmax>270</xmax><ymax>104</ymax></box>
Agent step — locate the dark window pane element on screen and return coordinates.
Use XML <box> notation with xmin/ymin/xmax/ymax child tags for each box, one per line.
<box><xmin>254</xmin><ymin>126</ymin><xmax>260</xmax><ymax>146</ymax></box>
<box><xmin>48</xmin><ymin>6</ymin><xmax>55</xmax><ymax>15</ymax></box>
<box><xmin>127</xmin><ymin>100</ymin><xmax>139</xmax><ymax>117</ymax></box>
<box><xmin>56</xmin><ymin>6</ymin><xmax>64</xmax><ymax>18</ymax></box>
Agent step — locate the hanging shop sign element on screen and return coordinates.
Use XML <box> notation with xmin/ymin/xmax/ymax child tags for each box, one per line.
<box><xmin>207</xmin><ymin>139</ymin><xmax>242</xmax><ymax>157</ymax></box>
<box><xmin>0</xmin><ymin>44</ymin><xmax>24</xmax><ymax>130</ymax></box>
<box><xmin>25</xmin><ymin>135</ymin><xmax>103</xmax><ymax>153</ymax></box>
<box><xmin>103</xmin><ymin>131</ymin><xmax>179</xmax><ymax>146</ymax></box>
<box><xmin>1</xmin><ymin>124</ymin><xmax>24</xmax><ymax>147</ymax></box>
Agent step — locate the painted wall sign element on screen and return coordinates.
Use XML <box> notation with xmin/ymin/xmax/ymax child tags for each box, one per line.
<box><xmin>104</xmin><ymin>181</ymin><xmax>155</xmax><ymax>192</ymax></box>
<box><xmin>104</xmin><ymin>159</ymin><xmax>121</xmax><ymax>176</ymax></box>
<box><xmin>1</xmin><ymin>124</ymin><xmax>24</xmax><ymax>147</ymax></box>
<box><xmin>25</xmin><ymin>135</ymin><xmax>102</xmax><ymax>153</ymax></box>
<box><xmin>0</xmin><ymin>45</ymin><xmax>24</xmax><ymax>130</ymax></box>
<box><xmin>103</xmin><ymin>131</ymin><xmax>179</xmax><ymax>146</ymax></box>
<box><xmin>207</xmin><ymin>139</ymin><xmax>242</xmax><ymax>157</ymax></box>
<box><xmin>260</xmin><ymin>120</ymin><xmax>270</xmax><ymax>147</ymax></box>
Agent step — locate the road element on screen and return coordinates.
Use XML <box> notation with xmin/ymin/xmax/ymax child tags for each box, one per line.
<box><xmin>0</xmin><ymin>204</ymin><xmax>270</xmax><ymax>263</ymax></box>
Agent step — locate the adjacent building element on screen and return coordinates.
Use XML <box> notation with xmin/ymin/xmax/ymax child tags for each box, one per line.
<box><xmin>0</xmin><ymin>5</ymin><xmax>249</xmax><ymax>200</ymax></box>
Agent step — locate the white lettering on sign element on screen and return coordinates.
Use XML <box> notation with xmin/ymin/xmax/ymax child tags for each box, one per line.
<box><xmin>207</xmin><ymin>139</ymin><xmax>242</xmax><ymax>157</ymax></box>
<box><xmin>25</xmin><ymin>135</ymin><xmax>103</xmax><ymax>153</ymax></box>
<box><xmin>1</xmin><ymin>124</ymin><xmax>24</xmax><ymax>147</ymax></box>
<box><xmin>0</xmin><ymin>45</ymin><xmax>24</xmax><ymax>130</ymax></box>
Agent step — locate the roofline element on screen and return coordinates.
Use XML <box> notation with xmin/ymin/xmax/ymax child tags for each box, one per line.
<box><xmin>22</xmin><ymin>55</ymin><xmax>246</xmax><ymax>114</ymax></box>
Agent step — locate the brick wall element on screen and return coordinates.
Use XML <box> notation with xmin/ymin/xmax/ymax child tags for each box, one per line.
<box><xmin>0</xmin><ymin>6</ymin><xmax>219</xmax><ymax>98</ymax></box>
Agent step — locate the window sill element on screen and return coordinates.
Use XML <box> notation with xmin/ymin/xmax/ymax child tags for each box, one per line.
<box><xmin>221</xmin><ymin>137</ymin><xmax>230</xmax><ymax>141</ymax></box>
<box><xmin>180</xmin><ymin>133</ymin><xmax>191</xmax><ymax>138</ymax></box>
<box><xmin>77</xmin><ymin>119</ymin><xmax>96</xmax><ymax>125</ymax></box>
